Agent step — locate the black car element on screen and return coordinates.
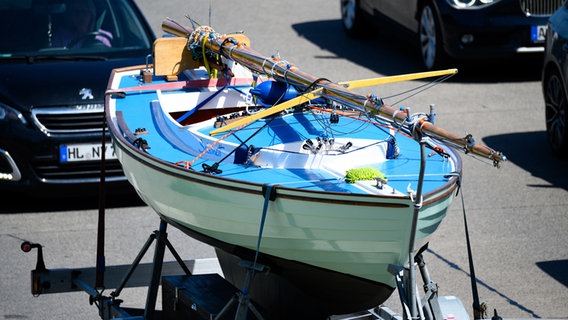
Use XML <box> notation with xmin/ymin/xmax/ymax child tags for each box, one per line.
<box><xmin>340</xmin><ymin>0</ymin><xmax>562</xmax><ymax>70</ymax></box>
<box><xmin>542</xmin><ymin>1</ymin><xmax>568</xmax><ymax>157</ymax></box>
<box><xmin>0</xmin><ymin>0</ymin><xmax>156</xmax><ymax>197</ymax></box>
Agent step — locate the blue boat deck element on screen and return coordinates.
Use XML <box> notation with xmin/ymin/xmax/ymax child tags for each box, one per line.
<box><xmin>113</xmin><ymin>71</ymin><xmax>457</xmax><ymax>196</ymax></box>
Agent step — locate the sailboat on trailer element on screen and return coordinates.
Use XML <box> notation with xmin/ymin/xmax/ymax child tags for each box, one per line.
<box><xmin>104</xmin><ymin>18</ymin><xmax>505</xmax><ymax>318</ymax></box>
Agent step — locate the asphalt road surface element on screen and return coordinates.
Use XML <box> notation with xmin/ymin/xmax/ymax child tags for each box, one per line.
<box><xmin>1</xmin><ymin>1</ymin><xmax>567</xmax><ymax>319</ymax></box>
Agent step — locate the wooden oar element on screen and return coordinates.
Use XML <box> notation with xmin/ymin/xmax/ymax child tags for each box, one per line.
<box><xmin>209</xmin><ymin>89</ymin><xmax>322</xmax><ymax>136</ymax></box>
<box><xmin>339</xmin><ymin>68</ymin><xmax>457</xmax><ymax>89</ymax></box>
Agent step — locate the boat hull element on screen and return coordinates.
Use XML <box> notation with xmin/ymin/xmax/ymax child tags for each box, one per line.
<box><xmin>111</xmin><ymin>128</ymin><xmax>458</xmax><ymax>316</ymax></box>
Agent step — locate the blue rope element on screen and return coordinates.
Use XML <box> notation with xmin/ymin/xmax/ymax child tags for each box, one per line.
<box><xmin>240</xmin><ymin>184</ymin><xmax>274</xmax><ymax>300</ymax></box>
<box><xmin>176</xmin><ymin>85</ymin><xmax>226</xmax><ymax>123</ymax></box>
<box><xmin>253</xmin><ymin>184</ymin><xmax>273</xmax><ymax>266</ymax></box>
<box><xmin>176</xmin><ymin>84</ymin><xmax>249</xmax><ymax>123</ymax></box>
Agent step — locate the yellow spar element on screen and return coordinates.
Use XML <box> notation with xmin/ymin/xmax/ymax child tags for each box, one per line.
<box><xmin>339</xmin><ymin>68</ymin><xmax>458</xmax><ymax>89</ymax></box>
<box><xmin>208</xmin><ymin>68</ymin><xmax>457</xmax><ymax>136</ymax></box>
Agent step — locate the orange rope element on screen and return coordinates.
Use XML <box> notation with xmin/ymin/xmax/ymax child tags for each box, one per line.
<box><xmin>176</xmin><ymin>123</ymin><xmax>248</xmax><ymax>169</ymax></box>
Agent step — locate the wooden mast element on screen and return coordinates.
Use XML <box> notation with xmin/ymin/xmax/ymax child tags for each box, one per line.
<box><xmin>160</xmin><ymin>19</ymin><xmax>506</xmax><ymax>166</ymax></box>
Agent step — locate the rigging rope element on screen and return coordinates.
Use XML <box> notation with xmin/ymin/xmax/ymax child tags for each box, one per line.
<box><xmin>310</xmin><ymin>105</ymin><xmax>410</xmax><ymax>139</ymax></box>
<box><xmin>384</xmin><ymin>72</ymin><xmax>457</xmax><ymax>106</ymax></box>
<box><xmin>177</xmin><ymin>116</ymin><xmax>274</xmax><ymax>171</ymax></box>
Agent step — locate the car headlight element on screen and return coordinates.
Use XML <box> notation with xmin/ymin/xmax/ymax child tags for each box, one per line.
<box><xmin>0</xmin><ymin>102</ymin><xmax>28</xmax><ymax>125</ymax></box>
<box><xmin>448</xmin><ymin>0</ymin><xmax>498</xmax><ymax>9</ymax></box>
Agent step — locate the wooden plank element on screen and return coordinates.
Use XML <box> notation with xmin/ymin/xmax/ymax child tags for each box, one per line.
<box><xmin>153</xmin><ymin>37</ymin><xmax>200</xmax><ymax>77</ymax></box>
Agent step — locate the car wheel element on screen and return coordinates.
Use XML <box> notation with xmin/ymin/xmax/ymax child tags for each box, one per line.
<box><xmin>419</xmin><ymin>4</ymin><xmax>444</xmax><ymax>70</ymax></box>
<box><xmin>544</xmin><ymin>69</ymin><xmax>568</xmax><ymax>157</ymax></box>
<box><xmin>340</xmin><ymin>0</ymin><xmax>367</xmax><ymax>38</ymax></box>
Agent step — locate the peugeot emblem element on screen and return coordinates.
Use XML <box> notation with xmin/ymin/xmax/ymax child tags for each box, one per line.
<box><xmin>79</xmin><ymin>88</ymin><xmax>94</xmax><ymax>100</ymax></box>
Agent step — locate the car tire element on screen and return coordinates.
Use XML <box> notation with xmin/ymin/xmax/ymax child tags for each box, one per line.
<box><xmin>419</xmin><ymin>3</ymin><xmax>445</xmax><ymax>70</ymax></box>
<box><xmin>543</xmin><ymin>69</ymin><xmax>568</xmax><ymax>157</ymax></box>
<box><xmin>340</xmin><ymin>0</ymin><xmax>367</xmax><ymax>38</ymax></box>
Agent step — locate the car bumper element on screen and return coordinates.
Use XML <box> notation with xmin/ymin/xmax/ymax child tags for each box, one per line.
<box><xmin>0</xmin><ymin>129</ymin><xmax>133</xmax><ymax>197</ymax></box>
<box><xmin>435</xmin><ymin>0</ymin><xmax>551</xmax><ymax>60</ymax></box>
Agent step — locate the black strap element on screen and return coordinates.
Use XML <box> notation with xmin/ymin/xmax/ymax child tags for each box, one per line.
<box><xmin>460</xmin><ymin>182</ymin><xmax>486</xmax><ymax>319</ymax></box>
<box><xmin>96</xmin><ymin>110</ymin><xmax>107</xmax><ymax>290</ymax></box>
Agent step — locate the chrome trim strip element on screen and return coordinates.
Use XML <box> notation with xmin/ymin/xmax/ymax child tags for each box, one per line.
<box><xmin>516</xmin><ymin>47</ymin><xmax>545</xmax><ymax>53</ymax></box>
<box><xmin>0</xmin><ymin>148</ymin><xmax>22</xmax><ymax>181</ymax></box>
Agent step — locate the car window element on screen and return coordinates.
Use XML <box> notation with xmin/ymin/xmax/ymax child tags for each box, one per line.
<box><xmin>0</xmin><ymin>0</ymin><xmax>153</xmax><ymax>56</ymax></box>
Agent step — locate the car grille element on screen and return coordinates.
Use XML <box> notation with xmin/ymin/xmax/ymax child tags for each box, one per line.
<box><xmin>32</xmin><ymin>104</ymin><xmax>106</xmax><ymax>134</ymax></box>
<box><xmin>32</xmin><ymin>159</ymin><xmax>126</xmax><ymax>182</ymax></box>
<box><xmin>30</xmin><ymin>104</ymin><xmax>126</xmax><ymax>183</ymax></box>
<box><xmin>520</xmin><ymin>0</ymin><xmax>563</xmax><ymax>17</ymax></box>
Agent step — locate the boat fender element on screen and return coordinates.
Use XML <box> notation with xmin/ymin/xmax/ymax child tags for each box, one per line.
<box><xmin>234</xmin><ymin>144</ymin><xmax>258</xmax><ymax>165</ymax></box>
<box><xmin>233</xmin><ymin>145</ymin><xmax>248</xmax><ymax>164</ymax></box>
<box><xmin>386</xmin><ymin>136</ymin><xmax>399</xmax><ymax>159</ymax></box>
<box><xmin>250</xmin><ymin>80</ymin><xmax>299</xmax><ymax>107</ymax></box>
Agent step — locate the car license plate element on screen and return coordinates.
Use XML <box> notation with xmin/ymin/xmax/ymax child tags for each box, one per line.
<box><xmin>531</xmin><ymin>25</ymin><xmax>547</xmax><ymax>42</ymax></box>
<box><xmin>60</xmin><ymin>143</ymin><xmax>117</xmax><ymax>162</ymax></box>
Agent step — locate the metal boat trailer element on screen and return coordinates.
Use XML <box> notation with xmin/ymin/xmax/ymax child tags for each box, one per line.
<box><xmin>22</xmin><ymin>217</ymin><xmax>478</xmax><ymax>320</ymax></box>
